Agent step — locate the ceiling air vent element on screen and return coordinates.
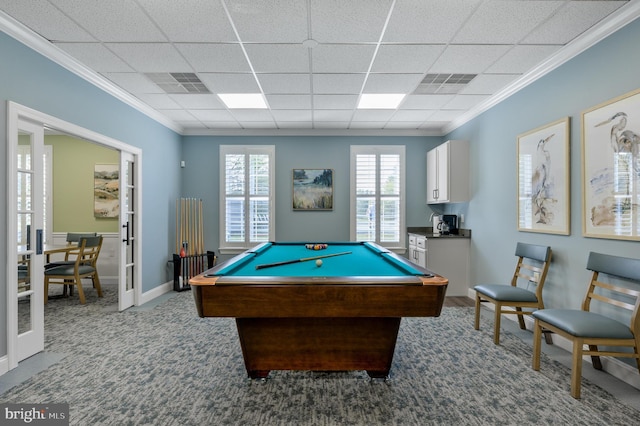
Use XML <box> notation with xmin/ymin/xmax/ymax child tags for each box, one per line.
<box><xmin>145</xmin><ymin>72</ymin><xmax>210</xmax><ymax>94</ymax></box>
<box><xmin>414</xmin><ymin>74</ymin><xmax>476</xmax><ymax>95</ymax></box>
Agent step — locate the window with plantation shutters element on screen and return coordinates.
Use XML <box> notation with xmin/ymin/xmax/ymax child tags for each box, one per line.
<box><xmin>220</xmin><ymin>145</ymin><xmax>274</xmax><ymax>252</ymax></box>
<box><xmin>350</xmin><ymin>146</ymin><xmax>406</xmax><ymax>249</ymax></box>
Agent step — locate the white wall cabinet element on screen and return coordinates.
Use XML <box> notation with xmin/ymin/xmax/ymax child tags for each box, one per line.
<box><xmin>426</xmin><ymin>140</ymin><xmax>469</xmax><ymax>204</ymax></box>
<box><xmin>426</xmin><ymin>238</ymin><xmax>470</xmax><ymax>297</ymax></box>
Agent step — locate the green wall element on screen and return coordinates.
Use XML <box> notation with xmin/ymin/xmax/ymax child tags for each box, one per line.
<box><xmin>45</xmin><ymin>135</ymin><xmax>119</xmax><ymax>233</ymax></box>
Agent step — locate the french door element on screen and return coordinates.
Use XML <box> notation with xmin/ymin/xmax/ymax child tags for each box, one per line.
<box><xmin>119</xmin><ymin>152</ymin><xmax>137</xmax><ymax>311</ymax></box>
<box><xmin>13</xmin><ymin>119</ymin><xmax>45</xmax><ymax>364</ymax></box>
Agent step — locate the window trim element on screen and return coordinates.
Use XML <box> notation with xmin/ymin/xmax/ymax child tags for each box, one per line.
<box><xmin>219</xmin><ymin>145</ymin><xmax>275</xmax><ymax>254</ymax></box>
<box><xmin>350</xmin><ymin>145</ymin><xmax>406</xmax><ymax>251</ymax></box>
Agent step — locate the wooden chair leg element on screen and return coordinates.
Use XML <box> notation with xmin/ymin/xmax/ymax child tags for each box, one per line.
<box><xmin>74</xmin><ymin>274</ymin><xmax>86</xmax><ymax>304</ymax></box>
<box><xmin>44</xmin><ymin>278</ymin><xmax>49</xmax><ymax>305</ymax></box>
<box><xmin>515</xmin><ymin>307</ymin><xmax>526</xmax><ymax>330</ymax></box>
<box><xmin>589</xmin><ymin>345</ymin><xmax>602</xmax><ymax>370</ymax></box>
<box><xmin>474</xmin><ymin>294</ymin><xmax>481</xmax><ymax>330</ymax></box>
<box><xmin>93</xmin><ymin>273</ymin><xmax>103</xmax><ymax>298</ymax></box>
<box><xmin>571</xmin><ymin>339</ymin><xmax>584</xmax><ymax>399</ymax></box>
<box><xmin>493</xmin><ymin>304</ymin><xmax>502</xmax><ymax>345</ymax></box>
<box><xmin>532</xmin><ymin>319</ymin><xmax>541</xmax><ymax>371</ymax></box>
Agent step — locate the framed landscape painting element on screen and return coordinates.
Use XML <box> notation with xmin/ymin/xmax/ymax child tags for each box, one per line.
<box><xmin>517</xmin><ymin>117</ymin><xmax>570</xmax><ymax>235</ymax></box>
<box><xmin>292</xmin><ymin>169</ymin><xmax>333</xmax><ymax>210</ymax></box>
<box><xmin>582</xmin><ymin>88</ymin><xmax>640</xmax><ymax>240</ymax></box>
<box><xmin>94</xmin><ymin>163</ymin><xmax>119</xmax><ymax>218</ymax></box>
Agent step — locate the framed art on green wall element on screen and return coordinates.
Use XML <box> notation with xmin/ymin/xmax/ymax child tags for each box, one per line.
<box><xmin>517</xmin><ymin>117</ymin><xmax>570</xmax><ymax>235</ymax></box>
<box><xmin>582</xmin><ymin>88</ymin><xmax>640</xmax><ymax>240</ymax></box>
<box><xmin>94</xmin><ymin>163</ymin><xmax>119</xmax><ymax>218</ymax></box>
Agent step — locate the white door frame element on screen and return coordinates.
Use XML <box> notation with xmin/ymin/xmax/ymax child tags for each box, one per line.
<box><xmin>5</xmin><ymin>101</ymin><xmax>143</xmax><ymax>370</ymax></box>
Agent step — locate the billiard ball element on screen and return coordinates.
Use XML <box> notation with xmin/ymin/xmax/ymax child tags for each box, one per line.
<box><xmin>316</xmin><ymin>259</ymin><xmax>323</xmax><ymax>267</ymax></box>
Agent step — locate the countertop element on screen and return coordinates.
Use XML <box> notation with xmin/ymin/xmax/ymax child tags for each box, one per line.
<box><xmin>407</xmin><ymin>227</ymin><xmax>472</xmax><ymax>239</ymax></box>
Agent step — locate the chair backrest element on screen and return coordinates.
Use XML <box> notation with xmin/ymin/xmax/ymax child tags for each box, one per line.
<box><xmin>78</xmin><ymin>236</ymin><xmax>103</xmax><ymax>267</ymax></box>
<box><xmin>66</xmin><ymin>232</ymin><xmax>97</xmax><ymax>244</ymax></box>
<box><xmin>511</xmin><ymin>243</ymin><xmax>552</xmax><ymax>298</ymax></box>
<box><xmin>584</xmin><ymin>252</ymin><xmax>640</xmax><ymax>334</ymax></box>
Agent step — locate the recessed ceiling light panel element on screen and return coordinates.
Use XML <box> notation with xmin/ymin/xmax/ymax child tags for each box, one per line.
<box><xmin>218</xmin><ymin>93</ymin><xmax>268</xmax><ymax>109</ymax></box>
<box><xmin>357</xmin><ymin>94</ymin><xmax>406</xmax><ymax>109</ymax></box>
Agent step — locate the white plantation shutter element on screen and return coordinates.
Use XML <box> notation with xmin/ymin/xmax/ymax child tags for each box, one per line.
<box><xmin>351</xmin><ymin>146</ymin><xmax>405</xmax><ymax>249</ymax></box>
<box><xmin>220</xmin><ymin>146</ymin><xmax>274</xmax><ymax>251</ymax></box>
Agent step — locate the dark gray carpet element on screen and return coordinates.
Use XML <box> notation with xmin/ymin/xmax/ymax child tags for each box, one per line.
<box><xmin>4</xmin><ymin>285</ymin><xmax>639</xmax><ymax>425</ymax></box>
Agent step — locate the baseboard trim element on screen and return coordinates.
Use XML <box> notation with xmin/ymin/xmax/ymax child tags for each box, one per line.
<box><xmin>467</xmin><ymin>288</ymin><xmax>640</xmax><ymax>390</ymax></box>
<box><xmin>0</xmin><ymin>356</ymin><xmax>8</xmax><ymax>376</ymax></box>
<box><xmin>139</xmin><ymin>281</ymin><xmax>173</xmax><ymax>306</ymax></box>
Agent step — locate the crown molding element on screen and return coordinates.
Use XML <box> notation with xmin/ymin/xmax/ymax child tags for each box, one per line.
<box><xmin>0</xmin><ymin>10</ymin><xmax>183</xmax><ymax>134</ymax></box>
<box><xmin>442</xmin><ymin>1</ymin><xmax>640</xmax><ymax>135</ymax></box>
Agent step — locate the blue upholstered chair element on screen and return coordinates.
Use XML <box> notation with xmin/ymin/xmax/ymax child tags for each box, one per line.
<box><xmin>532</xmin><ymin>252</ymin><xmax>640</xmax><ymax>399</ymax></box>
<box><xmin>474</xmin><ymin>242</ymin><xmax>552</xmax><ymax>345</ymax></box>
<box><xmin>44</xmin><ymin>236</ymin><xmax>103</xmax><ymax>304</ymax></box>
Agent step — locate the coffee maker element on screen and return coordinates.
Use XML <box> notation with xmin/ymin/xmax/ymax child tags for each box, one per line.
<box><xmin>441</xmin><ymin>214</ymin><xmax>458</xmax><ymax>235</ymax></box>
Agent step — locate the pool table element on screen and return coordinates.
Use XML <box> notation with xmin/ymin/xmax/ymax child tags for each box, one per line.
<box><xmin>190</xmin><ymin>241</ymin><xmax>448</xmax><ymax>379</ymax></box>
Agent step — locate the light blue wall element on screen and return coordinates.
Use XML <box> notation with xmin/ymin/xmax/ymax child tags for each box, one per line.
<box><xmin>0</xmin><ymin>31</ymin><xmax>182</xmax><ymax>354</ymax></box>
<box><xmin>446</xmin><ymin>18</ymin><xmax>640</xmax><ymax>310</ymax></box>
<box><xmin>181</xmin><ymin>135</ymin><xmax>442</xmax><ymax>262</ymax></box>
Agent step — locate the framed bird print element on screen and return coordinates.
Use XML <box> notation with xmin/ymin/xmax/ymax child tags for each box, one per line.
<box><xmin>517</xmin><ymin>117</ymin><xmax>570</xmax><ymax>235</ymax></box>
<box><xmin>582</xmin><ymin>88</ymin><xmax>640</xmax><ymax>240</ymax></box>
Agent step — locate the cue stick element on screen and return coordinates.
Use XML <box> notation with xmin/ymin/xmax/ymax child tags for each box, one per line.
<box><xmin>255</xmin><ymin>251</ymin><xmax>352</xmax><ymax>270</ymax></box>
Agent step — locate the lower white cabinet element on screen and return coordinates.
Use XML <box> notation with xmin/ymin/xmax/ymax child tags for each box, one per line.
<box><xmin>407</xmin><ymin>233</ymin><xmax>426</xmax><ymax>269</ymax></box>
<box><xmin>426</xmin><ymin>238</ymin><xmax>470</xmax><ymax>297</ymax></box>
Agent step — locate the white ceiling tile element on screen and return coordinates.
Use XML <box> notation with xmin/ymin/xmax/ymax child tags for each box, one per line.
<box><xmin>364</xmin><ymin>74</ymin><xmax>423</xmax><ymax>93</ymax></box>
<box><xmin>137</xmin><ymin>93</ymin><xmax>181</xmax><ymax>109</ymax></box>
<box><xmin>242</xmin><ymin>121</ymin><xmax>278</xmax><ymax>129</ymax></box>
<box><xmin>189</xmin><ymin>109</ymin><xmax>236</xmax><ymax>121</ymax></box>
<box><xmin>176</xmin><ymin>44</ymin><xmax>251</xmax><ymax>72</ymax></box>
<box><xmin>352</xmin><ymin>109</ymin><xmax>396</xmax><ymax>122</ymax></box>
<box><xmin>453</xmin><ymin>1</ymin><xmax>563</xmax><ymax>44</ymax></box>
<box><xmin>313</xmin><ymin>110</ymin><xmax>354</xmax><ymax>121</ymax></box>
<box><xmin>349</xmin><ymin>122</ymin><xmax>386</xmax><ymax>129</ymax></box>
<box><xmin>401</xmin><ymin>95</ymin><xmax>455</xmax><ymax>109</ymax></box>
<box><xmin>0</xmin><ymin>0</ymin><xmax>96</xmax><ymax>41</ymax></box>
<box><xmin>159</xmin><ymin>109</ymin><xmax>198</xmax><ymax>121</ymax></box>
<box><xmin>204</xmin><ymin>121</ymin><xmax>242</xmax><ymax>129</ymax></box>
<box><xmin>277</xmin><ymin>121</ymin><xmax>313</xmax><ymax>129</ymax></box>
<box><xmin>443</xmin><ymin>95</ymin><xmax>489</xmax><ymax>110</ymax></box>
<box><xmin>458</xmin><ymin>74</ymin><xmax>520</xmax><ymax>95</ymax></box>
<box><xmin>390</xmin><ymin>110</ymin><xmax>430</xmax><ymax>122</ymax></box>
<box><xmin>312</xmin><ymin>45</ymin><xmax>375</xmax><ymax>73</ymax></box>
<box><xmin>271</xmin><ymin>110</ymin><xmax>313</xmax><ymax>121</ymax></box>
<box><xmin>198</xmin><ymin>73</ymin><xmax>259</xmax><ymax>93</ymax></box>
<box><xmin>486</xmin><ymin>45</ymin><xmax>562</xmax><ymax>74</ymax></box>
<box><xmin>372</xmin><ymin>45</ymin><xmax>444</xmax><ymax>73</ymax></box>
<box><xmin>137</xmin><ymin>0</ymin><xmax>237</xmax><ymax>42</ymax></box>
<box><xmin>429</xmin><ymin>110</ymin><xmax>466</xmax><ymax>121</ymax></box>
<box><xmin>313</xmin><ymin>74</ymin><xmax>365</xmax><ymax>94</ymax></box>
<box><xmin>266</xmin><ymin>95</ymin><xmax>312</xmax><ymax>109</ymax></box>
<box><xmin>313</xmin><ymin>95</ymin><xmax>358</xmax><ymax>110</ymax></box>
<box><xmin>522</xmin><ymin>1</ymin><xmax>628</xmax><ymax>44</ymax></box>
<box><xmin>230</xmin><ymin>109</ymin><xmax>275</xmax><ymax>121</ymax></box>
<box><xmin>55</xmin><ymin>43</ymin><xmax>133</xmax><ymax>72</ymax></box>
<box><xmin>226</xmin><ymin>0</ymin><xmax>308</xmax><ymax>43</ymax></box>
<box><xmin>106</xmin><ymin>43</ymin><xmax>192</xmax><ymax>72</ymax></box>
<box><xmin>258</xmin><ymin>74</ymin><xmax>311</xmax><ymax>94</ymax></box>
<box><xmin>102</xmin><ymin>72</ymin><xmax>163</xmax><ymax>94</ymax></box>
<box><xmin>429</xmin><ymin>45</ymin><xmax>512</xmax><ymax>74</ymax></box>
<box><xmin>244</xmin><ymin>44</ymin><xmax>310</xmax><ymax>73</ymax></box>
<box><xmin>385</xmin><ymin>122</ymin><xmax>423</xmax><ymax>129</ymax></box>
<box><xmin>384</xmin><ymin>0</ymin><xmax>481</xmax><ymax>43</ymax></box>
<box><xmin>49</xmin><ymin>0</ymin><xmax>167</xmax><ymax>42</ymax></box>
<box><xmin>310</xmin><ymin>0</ymin><xmax>393</xmax><ymax>43</ymax></box>
<box><xmin>170</xmin><ymin>94</ymin><xmax>225</xmax><ymax>109</ymax></box>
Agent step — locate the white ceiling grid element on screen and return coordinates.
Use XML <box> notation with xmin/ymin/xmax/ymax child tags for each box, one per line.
<box><xmin>0</xmin><ymin>0</ymin><xmax>635</xmax><ymax>135</ymax></box>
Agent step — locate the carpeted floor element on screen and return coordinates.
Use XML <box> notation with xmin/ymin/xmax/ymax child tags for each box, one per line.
<box><xmin>4</xmin><ymin>285</ymin><xmax>640</xmax><ymax>425</ymax></box>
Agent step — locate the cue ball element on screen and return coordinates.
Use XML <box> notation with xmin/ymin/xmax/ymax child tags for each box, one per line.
<box><xmin>316</xmin><ymin>259</ymin><xmax>323</xmax><ymax>267</ymax></box>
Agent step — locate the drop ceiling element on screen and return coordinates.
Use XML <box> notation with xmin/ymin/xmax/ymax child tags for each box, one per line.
<box><xmin>0</xmin><ymin>0</ymin><xmax>638</xmax><ymax>136</ymax></box>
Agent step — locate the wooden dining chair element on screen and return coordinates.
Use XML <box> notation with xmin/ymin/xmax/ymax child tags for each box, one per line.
<box><xmin>44</xmin><ymin>236</ymin><xmax>103</xmax><ymax>304</ymax></box>
<box><xmin>532</xmin><ymin>252</ymin><xmax>640</xmax><ymax>399</ymax></box>
<box><xmin>474</xmin><ymin>242</ymin><xmax>552</xmax><ymax>344</ymax></box>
